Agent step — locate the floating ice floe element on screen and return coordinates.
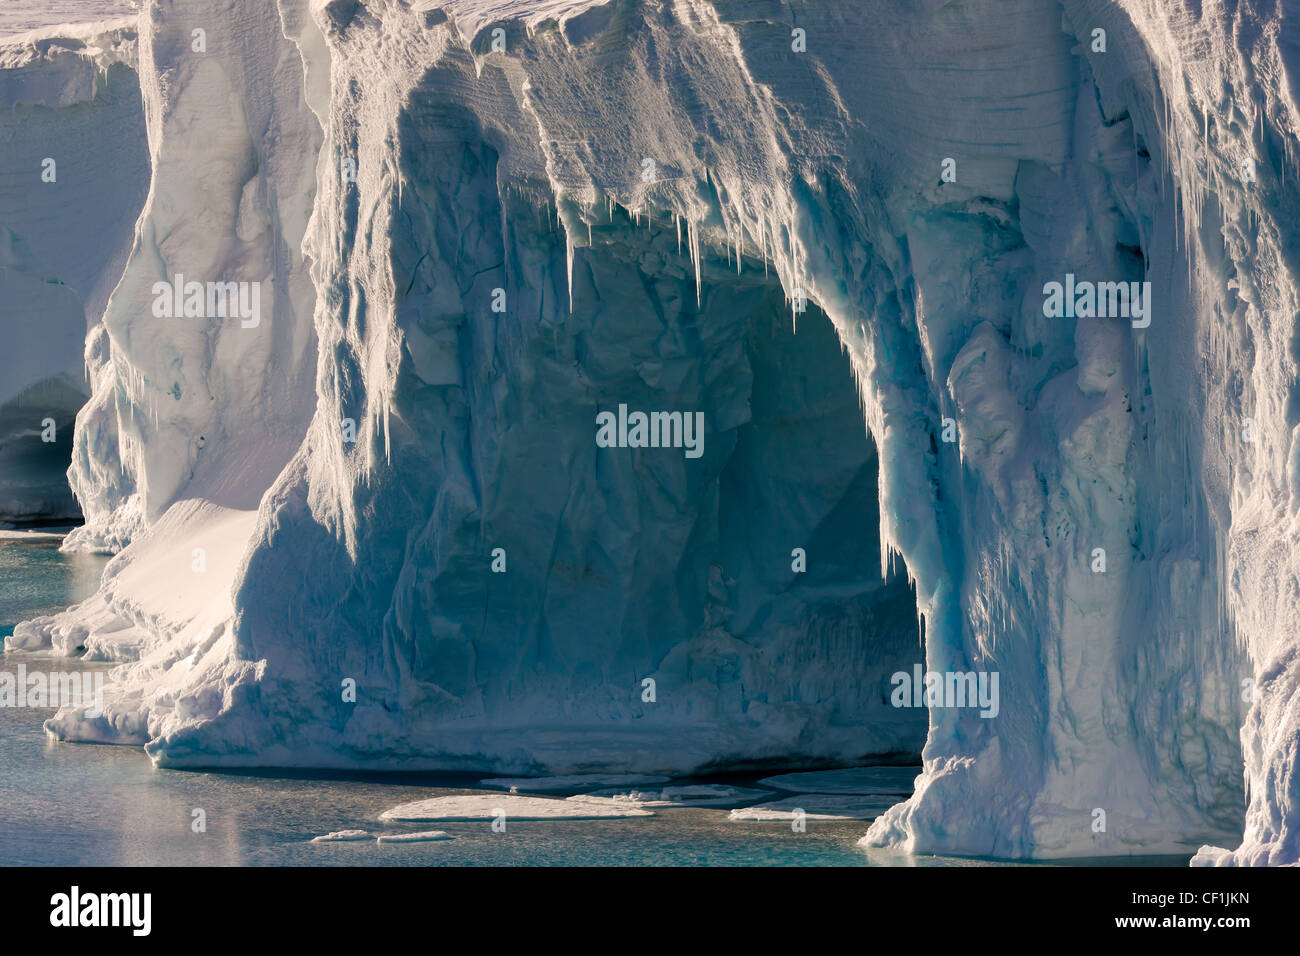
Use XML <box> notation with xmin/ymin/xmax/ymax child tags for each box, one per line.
<box><xmin>310</xmin><ymin>830</ymin><xmax>374</xmax><ymax>842</ymax></box>
<box><xmin>729</xmin><ymin>794</ymin><xmax>902</xmax><ymax>821</ymax></box>
<box><xmin>568</xmin><ymin>785</ymin><xmax>772</xmax><ymax>808</ymax></box>
<box><xmin>376</xmin><ymin>831</ymin><xmax>454</xmax><ymax>843</ymax></box>
<box><xmin>380</xmin><ymin>794</ymin><xmax>654</xmax><ymax>822</ymax></box>
<box><xmin>757</xmin><ymin>767</ymin><xmax>920</xmax><ymax>795</ymax></box>
<box><xmin>478</xmin><ymin>774</ymin><xmax>671</xmax><ymax>793</ymax></box>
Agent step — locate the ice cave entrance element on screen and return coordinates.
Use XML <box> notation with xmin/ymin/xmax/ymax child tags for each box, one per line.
<box><xmin>570</xmin><ymin>201</ymin><xmax>929</xmax><ymax>764</ymax></box>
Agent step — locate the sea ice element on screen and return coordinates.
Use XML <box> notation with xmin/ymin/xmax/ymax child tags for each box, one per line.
<box><xmin>568</xmin><ymin>785</ymin><xmax>771</xmax><ymax>808</ymax></box>
<box><xmin>757</xmin><ymin>767</ymin><xmax>920</xmax><ymax>795</ymax></box>
<box><xmin>729</xmin><ymin>794</ymin><xmax>900</xmax><ymax>822</ymax></box>
<box><xmin>310</xmin><ymin>830</ymin><xmax>373</xmax><ymax>843</ymax></box>
<box><xmin>376</xmin><ymin>831</ymin><xmax>454</xmax><ymax>843</ymax></box>
<box><xmin>379</xmin><ymin>794</ymin><xmax>654</xmax><ymax>822</ymax></box>
<box><xmin>479</xmin><ymin>774</ymin><xmax>670</xmax><ymax>793</ymax></box>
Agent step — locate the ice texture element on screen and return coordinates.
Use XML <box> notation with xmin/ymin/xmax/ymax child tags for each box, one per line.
<box><xmin>8</xmin><ymin>0</ymin><xmax>1300</xmax><ymax>864</ymax></box>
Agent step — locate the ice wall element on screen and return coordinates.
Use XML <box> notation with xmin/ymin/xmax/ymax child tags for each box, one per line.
<box><xmin>14</xmin><ymin>0</ymin><xmax>1300</xmax><ymax>863</ymax></box>
<box><xmin>0</xmin><ymin>19</ymin><xmax>147</xmax><ymax>522</ymax></box>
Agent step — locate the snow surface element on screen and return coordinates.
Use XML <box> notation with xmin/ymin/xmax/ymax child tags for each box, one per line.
<box><xmin>379</xmin><ymin>794</ymin><xmax>653</xmax><ymax>821</ymax></box>
<box><xmin>8</xmin><ymin>0</ymin><xmax>1300</xmax><ymax>864</ymax></box>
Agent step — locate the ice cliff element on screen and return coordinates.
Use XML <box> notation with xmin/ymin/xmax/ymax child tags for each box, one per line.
<box><xmin>0</xmin><ymin>18</ymin><xmax>147</xmax><ymax>522</ymax></box>
<box><xmin>6</xmin><ymin>0</ymin><xmax>1300</xmax><ymax>865</ymax></box>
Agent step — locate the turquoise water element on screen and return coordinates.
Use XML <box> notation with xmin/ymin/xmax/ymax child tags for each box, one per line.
<box><xmin>0</xmin><ymin>532</ymin><xmax>108</xmax><ymax>639</ymax></box>
<box><xmin>0</xmin><ymin>535</ymin><xmax>1191</xmax><ymax>866</ymax></box>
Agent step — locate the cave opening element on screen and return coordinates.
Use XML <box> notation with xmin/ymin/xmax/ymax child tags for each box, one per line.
<box><xmin>565</xmin><ymin>200</ymin><xmax>928</xmax><ymax>772</ymax></box>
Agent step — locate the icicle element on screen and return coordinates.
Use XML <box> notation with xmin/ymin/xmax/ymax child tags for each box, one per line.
<box><xmin>688</xmin><ymin>219</ymin><xmax>701</xmax><ymax>309</ymax></box>
<box><xmin>567</xmin><ymin>233</ymin><xmax>574</xmax><ymax>314</ymax></box>
<box><xmin>675</xmin><ymin>212</ymin><xmax>681</xmax><ymax>255</ymax></box>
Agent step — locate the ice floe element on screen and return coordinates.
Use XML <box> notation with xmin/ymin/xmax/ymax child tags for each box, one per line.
<box><xmin>729</xmin><ymin>794</ymin><xmax>902</xmax><ymax>822</ymax></box>
<box><xmin>376</xmin><ymin>831</ymin><xmax>454</xmax><ymax>843</ymax></box>
<box><xmin>310</xmin><ymin>829</ymin><xmax>374</xmax><ymax>842</ymax></box>
<box><xmin>380</xmin><ymin>794</ymin><xmax>654</xmax><ymax>822</ymax></box>
<box><xmin>568</xmin><ymin>785</ymin><xmax>771</xmax><ymax>808</ymax></box>
<box><xmin>479</xmin><ymin>774</ymin><xmax>670</xmax><ymax>793</ymax></box>
<box><xmin>758</xmin><ymin>767</ymin><xmax>920</xmax><ymax>795</ymax></box>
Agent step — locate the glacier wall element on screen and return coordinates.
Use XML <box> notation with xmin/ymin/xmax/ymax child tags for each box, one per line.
<box><xmin>10</xmin><ymin>0</ymin><xmax>1300</xmax><ymax>863</ymax></box>
<box><xmin>0</xmin><ymin>20</ymin><xmax>147</xmax><ymax>522</ymax></box>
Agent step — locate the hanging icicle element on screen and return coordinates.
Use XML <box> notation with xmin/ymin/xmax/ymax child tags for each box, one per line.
<box><xmin>567</xmin><ymin>232</ymin><xmax>574</xmax><ymax>314</ymax></box>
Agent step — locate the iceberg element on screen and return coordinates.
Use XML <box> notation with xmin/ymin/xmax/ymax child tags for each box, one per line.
<box><xmin>0</xmin><ymin>18</ymin><xmax>147</xmax><ymax>523</ymax></box>
<box><xmin>5</xmin><ymin>0</ymin><xmax>1300</xmax><ymax>865</ymax></box>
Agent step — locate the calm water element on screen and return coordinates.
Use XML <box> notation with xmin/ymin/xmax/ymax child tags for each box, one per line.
<box><xmin>0</xmin><ymin>532</ymin><xmax>108</xmax><ymax>639</ymax></box>
<box><xmin>0</xmin><ymin>535</ymin><xmax>1191</xmax><ymax>866</ymax></box>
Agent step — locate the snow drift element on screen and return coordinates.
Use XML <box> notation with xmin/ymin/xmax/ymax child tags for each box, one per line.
<box><xmin>7</xmin><ymin>0</ymin><xmax>1300</xmax><ymax>864</ymax></box>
